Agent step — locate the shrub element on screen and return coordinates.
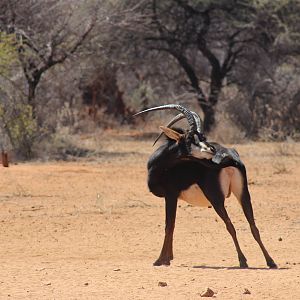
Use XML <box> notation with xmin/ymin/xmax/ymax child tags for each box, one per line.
<box><xmin>0</xmin><ymin>103</ymin><xmax>37</xmax><ymax>159</ymax></box>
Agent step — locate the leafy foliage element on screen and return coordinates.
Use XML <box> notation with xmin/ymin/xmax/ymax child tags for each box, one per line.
<box><xmin>0</xmin><ymin>103</ymin><xmax>37</xmax><ymax>158</ymax></box>
<box><xmin>0</xmin><ymin>32</ymin><xmax>17</xmax><ymax>76</ymax></box>
<box><xmin>0</xmin><ymin>0</ymin><xmax>299</xmax><ymax>160</ymax></box>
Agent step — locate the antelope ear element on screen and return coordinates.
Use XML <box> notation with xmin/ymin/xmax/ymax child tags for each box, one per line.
<box><xmin>159</xmin><ymin>126</ymin><xmax>183</xmax><ymax>142</ymax></box>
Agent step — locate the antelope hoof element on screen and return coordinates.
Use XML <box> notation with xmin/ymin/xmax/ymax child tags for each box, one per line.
<box><xmin>153</xmin><ymin>258</ymin><xmax>171</xmax><ymax>266</ymax></box>
<box><xmin>268</xmin><ymin>260</ymin><xmax>278</xmax><ymax>269</ymax></box>
<box><xmin>239</xmin><ymin>260</ymin><xmax>249</xmax><ymax>268</ymax></box>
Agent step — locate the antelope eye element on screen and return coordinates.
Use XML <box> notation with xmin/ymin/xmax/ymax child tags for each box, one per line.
<box><xmin>209</xmin><ymin>144</ymin><xmax>216</xmax><ymax>152</ymax></box>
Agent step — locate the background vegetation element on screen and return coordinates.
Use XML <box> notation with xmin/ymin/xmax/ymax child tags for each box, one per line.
<box><xmin>0</xmin><ymin>0</ymin><xmax>299</xmax><ymax>159</ymax></box>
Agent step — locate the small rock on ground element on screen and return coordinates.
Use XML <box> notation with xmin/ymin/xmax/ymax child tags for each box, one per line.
<box><xmin>200</xmin><ymin>287</ymin><xmax>215</xmax><ymax>297</ymax></box>
<box><xmin>158</xmin><ymin>281</ymin><xmax>168</xmax><ymax>287</ymax></box>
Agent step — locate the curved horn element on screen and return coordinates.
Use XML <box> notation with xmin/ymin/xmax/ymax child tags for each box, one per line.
<box><xmin>152</xmin><ymin>113</ymin><xmax>185</xmax><ymax>146</ymax></box>
<box><xmin>152</xmin><ymin>111</ymin><xmax>204</xmax><ymax>146</ymax></box>
<box><xmin>190</xmin><ymin>111</ymin><xmax>206</xmax><ymax>141</ymax></box>
<box><xmin>134</xmin><ymin>104</ymin><xmax>197</xmax><ymax>133</ymax></box>
<box><xmin>191</xmin><ymin>111</ymin><xmax>203</xmax><ymax>133</ymax></box>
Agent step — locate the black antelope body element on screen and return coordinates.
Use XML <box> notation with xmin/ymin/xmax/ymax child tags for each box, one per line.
<box><xmin>135</xmin><ymin>104</ymin><xmax>277</xmax><ymax>268</ymax></box>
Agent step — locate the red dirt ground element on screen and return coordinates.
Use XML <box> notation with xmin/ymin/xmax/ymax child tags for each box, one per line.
<box><xmin>0</xmin><ymin>133</ymin><xmax>299</xmax><ymax>299</ymax></box>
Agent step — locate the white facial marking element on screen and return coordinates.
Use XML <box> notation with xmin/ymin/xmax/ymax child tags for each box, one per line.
<box><xmin>191</xmin><ymin>144</ymin><xmax>214</xmax><ymax>159</ymax></box>
<box><xmin>199</xmin><ymin>141</ymin><xmax>213</xmax><ymax>152</ymax></box>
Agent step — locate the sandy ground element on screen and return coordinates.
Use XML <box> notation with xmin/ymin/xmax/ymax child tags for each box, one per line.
<box><xmin>0</xmin><ymin>133</ymin><xmax>299</xmax><ymax>299</ymax></box>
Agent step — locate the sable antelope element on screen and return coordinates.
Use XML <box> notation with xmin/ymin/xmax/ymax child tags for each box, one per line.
<box><xmin>134</xmin><ymin>104</ymin><xmax>277</xmax><ymax>268</ymax></box>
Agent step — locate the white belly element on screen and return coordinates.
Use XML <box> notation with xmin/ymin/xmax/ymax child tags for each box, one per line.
<box><xmin>179</xmin><ymin>184</ymin><xmax>211</xmax><ymax>207</ymax></box>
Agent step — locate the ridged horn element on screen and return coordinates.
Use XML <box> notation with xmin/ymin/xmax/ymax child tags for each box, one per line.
<box><xmin>134</xmin><ymin>104</ymin><xmax>197</xmax><ymax>133</ymax></box>
<box><xmin>152</xmin><ymin>111</ymin><xmax>203</xmax><ymax>146</ymax></box>
<box><xmin>191</xmin><ymin>111</ymin><xmax>203</xmax><ymax>133</ymax></box>
<box><xmin>152</xmin><ymin>113</ymin><xmax>185</xmax><ymax>146</ymax></box>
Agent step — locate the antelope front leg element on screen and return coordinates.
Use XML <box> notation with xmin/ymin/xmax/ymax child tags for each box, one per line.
<box><xmin>154</xmin><ymin>194</ymin><xmax>178</xmax><ymax>266</ymax></box>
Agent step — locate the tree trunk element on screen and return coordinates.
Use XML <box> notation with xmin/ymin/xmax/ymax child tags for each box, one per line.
<box><xmin>1</xmin><ymin>151</ymin><xmax>9</xmax><ymax>167</ymax></box>
<box><xmin>28</xmin><ymin>81</ymin><xmax>38</xmax><ymax>119</ymax></box>
<box><xmin>203</xmin><ymin>72</ymin><xmax>223</xmax><ymax>132</ymax></box>
<box><xmin>201</xmin><ymin>104</ymin><xmax>215</xmax><ymax>132</ymax></box>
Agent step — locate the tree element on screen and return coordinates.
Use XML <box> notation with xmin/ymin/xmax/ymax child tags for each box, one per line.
<box><xmin>226</xmin><ymin>1</ymin><xmax>300</xmax><ymax>139</ymax></box>
<box><xmin>0</xmin><ymin>0</ymin><xmax>98</xmax><ymax>120</ymax></box>
<box><xmin>134</xmin><ymin>0</ymin><xmax>293</xmax><ymax>132</ymax></box>
<box><xmin>0</xmin><ymin>0</ymin><xmax>103</xmax><ymax>158</ymax></box>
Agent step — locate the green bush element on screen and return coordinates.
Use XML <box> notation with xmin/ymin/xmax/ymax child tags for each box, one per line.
<box><xmin>0</xmin><ymin>32</ymin><xmax>17</xmax><ymax>76</ymax></box>
<box><xmin>0</xmin><ymin>103</ymin><xmax>37</xmax><ymax>159</ymax></box>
